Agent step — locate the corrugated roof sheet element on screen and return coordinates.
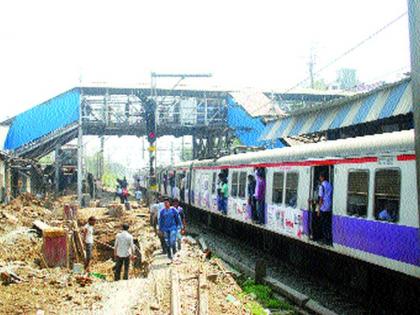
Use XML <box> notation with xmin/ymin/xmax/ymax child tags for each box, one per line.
<box><xmin>261</xmin><ymin>78</ymin><xmax>412</xmax><ymax>141</ymax></box>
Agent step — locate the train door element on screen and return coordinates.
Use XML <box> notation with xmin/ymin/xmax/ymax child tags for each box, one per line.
<box><xmin>211</xmin><ymin>171</ymin><xmax>218</xmax><ymax>211</ymax></box>
<box><xmin>309</xmin><ymin>165</ymin><xmax>334</xmax><ymax>240</ymax></box>
<box><xmin>254</xmin><ymin>167</ymin><xmax>266</xmax><ymax>224</ymax></box>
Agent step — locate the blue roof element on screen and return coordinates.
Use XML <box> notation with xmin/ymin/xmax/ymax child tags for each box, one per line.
<box><xmin>4</xmin><ymin>89</ymin><xmax>80</xmax><ymax>150</ymax></box>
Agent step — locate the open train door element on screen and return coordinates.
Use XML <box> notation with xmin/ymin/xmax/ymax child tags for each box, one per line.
<box><xmin>308</xmin><ymin>164</ymin><xmax>334</xmax><ymax>241</ymax></box>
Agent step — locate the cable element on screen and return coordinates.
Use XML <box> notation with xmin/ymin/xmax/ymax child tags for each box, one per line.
<box><xmin>255</xmin><ymin>11</ymin><xmax>408</xmax><ymax>116</ymax></box>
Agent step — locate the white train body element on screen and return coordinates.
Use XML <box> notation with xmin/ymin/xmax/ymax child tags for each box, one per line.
<box><xmin>158</xmin><ymin>130</ymin><xmax>419</xmax><ymax>278</ymax></box>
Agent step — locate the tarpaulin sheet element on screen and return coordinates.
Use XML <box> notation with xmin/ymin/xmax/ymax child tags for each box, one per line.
<box><xmin>227</xmin><ymin>96</ymin><xmax>283</xmax><ymax>149</ymax></box>
<box><xmin>4</xmin><ymin>89</ymin><xmax>80</xmax><ymax>150</ymax></box>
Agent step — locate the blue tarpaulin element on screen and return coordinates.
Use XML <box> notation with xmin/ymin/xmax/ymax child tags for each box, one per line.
<box><xmin>227</xmin><ymin>96</ymin><xmax>283</xmax><ymax>149</ymax></box>
<box><xmin>4</xmin><ymin>89</ymin><xmax>80</xmax><ymax>150</ymax></box>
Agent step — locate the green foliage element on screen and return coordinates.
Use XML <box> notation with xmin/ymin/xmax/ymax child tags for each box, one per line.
<box><xmin>241</xmin><ymin>279</ymin><xmax>294</xmax><ymax>312</ymax></box>
<box><xmin>84</xmin><ymin>153</ymin><xmax>129</xmax><ymax>189</ymax></box>
<box><xmin>245</xmin><ymin>301</ymin><xmax>267</xmax><ymax>315</ymax></box>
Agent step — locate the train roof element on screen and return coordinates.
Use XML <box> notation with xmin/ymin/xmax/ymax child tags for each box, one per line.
<box><xmin>173</xmin><ymin>130</ymin><xmax>415</xmax><ymax>168</ymax></box>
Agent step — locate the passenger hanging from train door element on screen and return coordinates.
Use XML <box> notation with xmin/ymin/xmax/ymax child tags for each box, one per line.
<box><xmin>217</xmin><ymin>169</ymin><xmax>229</xmax><ymax>215</ymax></box>
<box><xmin>247</xmin><ymin>174</ymin><xmax>257</xmax><ymax>223</ymax></box>
<box><xmin>254</xmin><ymin>167</ymin><xmax>266</xmax><ymax>225</ymax></box>
<box><xmin>317</xmin><ymin>172</ymin><xmax>333</xmax><ymax>246</ymax></box>
<box><xmin>217</xmin><ymin>173</ymin><xmax>228</xmax><ymax>215</ymax></box>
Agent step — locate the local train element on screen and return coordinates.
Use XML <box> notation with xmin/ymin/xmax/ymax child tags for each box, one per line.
<box><xmin>157</xmin><ymin>130</ymin><xmax>419</xmax><ymax>279</ymax></box>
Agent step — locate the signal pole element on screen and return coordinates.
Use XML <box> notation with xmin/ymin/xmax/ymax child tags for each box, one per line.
<box><xmin>407</xmin><ymin>0</ymin><xmax>420</xmax><ymax>226</ymax></box>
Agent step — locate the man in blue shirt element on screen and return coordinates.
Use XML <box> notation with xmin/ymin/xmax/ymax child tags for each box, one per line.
<box><xmin>158</xmin><ymin>199</ymin><xmax>181</xmax><ymax>260</ymax></box>
<box><xmin>318</xmin><ymin>172</ymin><xmax>333</xmax><ymax>245</ymax></box>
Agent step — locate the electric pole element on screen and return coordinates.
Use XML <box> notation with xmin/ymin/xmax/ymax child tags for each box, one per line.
<box><xmin>308</xmin><ymin>49</ymin><xmax>316</xmax><ymax>89</ymax></box>
<box><xmin>407</xmin><ymin>0</ymin><xmax>420</xmax><ymax>226</ymax></box>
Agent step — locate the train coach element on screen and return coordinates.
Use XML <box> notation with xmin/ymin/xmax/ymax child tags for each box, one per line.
<box><xmin>157</xmin><ymin>130</ymin><xmax>419</xmax><ymax>279</ymax></box>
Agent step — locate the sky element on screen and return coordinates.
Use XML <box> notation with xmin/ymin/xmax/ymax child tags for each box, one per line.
<box><xmin>0</xmin><ymin>0</ymin><xmax>411</xmax><ymax>169</ymax></box>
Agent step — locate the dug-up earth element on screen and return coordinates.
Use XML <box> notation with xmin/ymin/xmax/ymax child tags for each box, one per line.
<box><xmin>0</xmin><ymin>193</ymin><xmax>263</xmax><ymax>315</ymax></box>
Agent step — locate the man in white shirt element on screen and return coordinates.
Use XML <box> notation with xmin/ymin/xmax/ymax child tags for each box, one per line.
<box><xmin>81</xmin><ymin>216</ymin><xmax>96</xmax><ymax>272</ymax></box>
<box><xmin>114</xmin><ymin>223</ymin><xmax>135</xmax><ymax>281</ymax></box>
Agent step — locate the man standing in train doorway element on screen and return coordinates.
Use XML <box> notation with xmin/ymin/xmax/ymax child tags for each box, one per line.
<box><xmin>317</xmin><ymin>172</ymin><xmax>333</xmax><ymax>245</ymax></box>
<box><xmin>255</xmin><ymin>168</ymin><xmax>266</xmax><ymax>225</ymax></box>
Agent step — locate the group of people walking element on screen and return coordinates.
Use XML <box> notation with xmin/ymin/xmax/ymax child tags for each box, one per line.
<box><xmin>150</xmin><ymin>197</ymin><xmax>186</xmax><ymax>261</ymax></box>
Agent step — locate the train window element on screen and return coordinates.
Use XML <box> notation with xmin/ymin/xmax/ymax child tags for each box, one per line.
<box><xmin>347</xmin><ymin>170</ymin><xmax>369</xmax><ymax>217</ymax></box>
<box><xmin>374</xmin><ymin>169</ymin><xmax>400</xmax><ymax>222</ymax></box>
<box><xmin>231</xmin><ymin>172</ymin><xmax>239</xmax><ymax>197</ymax></box>
<box><xmin>238</xmin><ymin>172</ymin><xmax>247</xmax><ymax>198</ymax></box>
<box><xmin>211</xmin><ymin>172</ymin><xmax>217</xmax><ymax>194</ymax></box>
<box><xmin>272</xmin><ymin>172</ymin><xmax>284</xmax><ymax>204</ymax></box>
<box><xmin>285</xmin><ymin>172</ymin><xmax>299</xmax><ymax>208</ymax></box>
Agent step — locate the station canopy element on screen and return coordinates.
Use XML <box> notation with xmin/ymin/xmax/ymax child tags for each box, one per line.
<box><xmin>261</xmin><ymin>78</ymin><xmax>412</xmax><ymax>141</ymax></box>
<box><xmin>3</xmin><ymin>89</ymin><xmax>81</xmax><ymax>152</ymax></box>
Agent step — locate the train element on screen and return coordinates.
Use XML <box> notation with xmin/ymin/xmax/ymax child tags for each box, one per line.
<box><xmin>157</xmin><ymin>130</ymin><xmax>419</xmax><ymax>279</ymax></box>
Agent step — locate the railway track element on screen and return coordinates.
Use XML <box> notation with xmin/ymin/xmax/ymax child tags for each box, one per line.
<box><xmin>186</xmin><ymin>206</ymin><xmax>420</xmax><ymax>314</ymax></box>
<box><xmin>170</xmin><ymin>268</ymin><xmax>209</xmax><ymax>315</ymax></box>
<box><xmin>188</xmin><ymin>220</ymin><xmax>369</xmax><ymax>315</ymax></box>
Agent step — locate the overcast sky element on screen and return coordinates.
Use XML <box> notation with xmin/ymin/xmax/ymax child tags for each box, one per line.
<box><xmin>0</xmin><ymin>0</ymin><xmax>411</xmax><ymax>169</ymax></box>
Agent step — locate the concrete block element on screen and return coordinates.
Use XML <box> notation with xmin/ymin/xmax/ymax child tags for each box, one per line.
<box><xmin>264</xmin><ymin>276</ymin><xmax>309</xmax><ymax>307</ymax></box>
<box><xmin>304</xmin><ymin>299</ymin><xmax>338</xmax><ymax>315</ymax></box>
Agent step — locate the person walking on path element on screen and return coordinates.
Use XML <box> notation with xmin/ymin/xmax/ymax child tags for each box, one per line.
<box><xmin>172</xmin><ymin>198</ymin><xmax>185</xmax><ymax>251</ymax></box>
<box><xmin>135</xmin><ymin>189</ymin><xmax>142</xmax><ymax>206</ymax></box>
<box><xmin>114</xmin><ymin>223</ymin><xmax>136</xmax><ymax>281</ymax></box>
<box><xmin>152</xmin><ymin>197</ymin><xmax>167</xmax><ymax>253</ymax></box>
<box><xmin>158</xmin><ymin>199</ymin><xmax>181</xmax><ymax>260</ymax></box>
<box><xmin>81</xmin><ymin>216</ymin><xmax>96</xmax><ymax>272</ymax></box>
<box><xmin>317</xmin><ymin>172</ymin><xmax>333</xmax><ymax>245</ymax></box>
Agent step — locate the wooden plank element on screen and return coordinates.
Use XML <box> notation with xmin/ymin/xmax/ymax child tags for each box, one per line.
<box><xmin>66</xmin><ymin>233</ymin><xmax>70</xmax><ymax>268</ymax></box>
<box><xmin>73</xmin><ymin>221</ymin><xmax>86</xmax><ymax>261</ymax></box>
<box><xmin>71</xmin><ymin>236</ymin><xmax>79</xmax><ymax>263</ymax></box>
<box><xmin>198</xmin><ymin>271</ymin><xmax>209</xmax><ymax>315</ymax></box>
<box><xmin>170</xmin><ymin>270</ymin><xmax>180</xmax><ymax>315</ymax></box>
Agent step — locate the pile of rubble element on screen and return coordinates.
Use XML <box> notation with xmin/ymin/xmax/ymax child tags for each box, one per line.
<box><xmin>0</xmin><ymin>193</ymin><xmax>63</xmax><ymax>230</ymax></box>
<box><xmin>0</xmin><ymin>193</ymin><xmax>268</xmax><ymax>314</ymax></box>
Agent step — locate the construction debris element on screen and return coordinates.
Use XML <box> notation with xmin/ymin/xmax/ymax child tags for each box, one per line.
<box><xmin>0</xmin><ymin>192</ymin><xmax>264</xmax><ymax>314</ymax></box>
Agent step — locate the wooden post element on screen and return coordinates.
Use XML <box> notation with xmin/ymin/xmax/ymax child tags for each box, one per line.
<box><xmin>77</xmin><ymin>95</ymin><xmax>83</xmax><ymax>206</ymax></box>
<box><xmin>170</xmin><ymin>269</ymin><xmax>180</xmax><ymax>315</ymax></box>
<box><xmin>198</xmin><ymin>271</ymin><xmax>209</xmax><ymax>315</ymax></box>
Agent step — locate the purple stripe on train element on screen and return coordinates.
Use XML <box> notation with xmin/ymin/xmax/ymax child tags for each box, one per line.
<box><xmin>300</xmin><ymin>210</ymin><xmax>420</xmax><ymax>266</ymax></box>
<box><xmin>333</xmin><ymin>215</ymin><xmax>420</xmax><ymax>266</ymax></box>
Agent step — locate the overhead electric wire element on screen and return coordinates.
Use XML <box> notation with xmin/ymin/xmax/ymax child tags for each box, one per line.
<box><xmin>256</xmin><ymin>11</ymin><xmax>408</xmax><ymax>116</ymax></box>
<box><xmin>285</xmin><ymin>11</ymin><xmax>408</xmax><ymax>93</ymax></box>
